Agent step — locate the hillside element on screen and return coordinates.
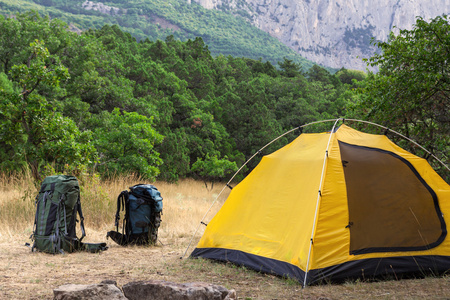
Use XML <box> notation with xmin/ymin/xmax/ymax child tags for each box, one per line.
<box><xmin>0</xmin><ymin>0</ymin><xmax>318</xmax><ymax>70</ymax></box>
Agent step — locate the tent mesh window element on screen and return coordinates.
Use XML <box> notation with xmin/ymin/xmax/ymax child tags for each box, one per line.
<box><xmin>338</xmin><ymin>141</ymin><xmax>446</xmax><ymax>255</ymax></box>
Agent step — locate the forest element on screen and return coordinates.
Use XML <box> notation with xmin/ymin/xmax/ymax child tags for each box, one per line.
<box><xmin>0</xmin><ymin>11</ymin><xmax>448</xmax><ymax>183</ymax></box>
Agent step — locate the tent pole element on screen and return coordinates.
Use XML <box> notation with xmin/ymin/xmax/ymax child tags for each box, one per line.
<box><xmin>303</xmin><ymin>118</ymin><xmax>342</xmax><ymax>288</ymax></box>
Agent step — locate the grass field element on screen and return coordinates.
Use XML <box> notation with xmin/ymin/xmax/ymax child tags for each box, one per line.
<box><xmin>1</xmin><ymin>173</ymin><xmax>449</xmax><ymax>299</ymax></box>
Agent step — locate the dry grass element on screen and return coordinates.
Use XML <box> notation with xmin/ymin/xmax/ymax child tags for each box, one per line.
<box><xmin>0</xmin><ymin>173</ymin><xmax>449</xmax><ymax>299</ymax></box>
<box><xmin>0</xmin><ymin>173</ymin><xmax>228</xmax><ymax>240</ymax></box>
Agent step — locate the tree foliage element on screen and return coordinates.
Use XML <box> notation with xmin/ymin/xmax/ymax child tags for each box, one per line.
<box><xmin>0</xmin><ymin>11</ymin><xmax>353</xmax><ymax>182</ymax></box>
<box><xmin>0</xmin><ymin>39</ymin><xmax>94</xmax><ymax>179</ymax></box>
<box><xmin>1</xmin><ymin>9</ymin><xmax>446</xmax><ymax>184</ymax></box>
<box><xmin>352</xmin><ymin>15</ymin><xmax>449</xmax><ymax>179</ymax></box>
<box><xmin>90</xmin><ymin>108</ymin><xmax>163</xmax><ymax>179</ymax></box>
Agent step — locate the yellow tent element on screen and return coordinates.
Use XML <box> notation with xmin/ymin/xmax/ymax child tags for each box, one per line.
<box><xmin>191</xmin><ymin>123</ymin><xmax>450</xmax><ymax>285</ymax></box>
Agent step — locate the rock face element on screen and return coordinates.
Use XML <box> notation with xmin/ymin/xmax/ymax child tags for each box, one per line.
<box><xmin>189</xmin><ymin>0</ymin><xmax>450</xmax><ymax>71</ymax></box>
<box><xmin>82</xmin><ymin>1</ymin><xmax>120</xmax><ymax>15</ymax></box>
<box><xmin>122</xmin><ymin>280</ymin><xmax>237</xmax><ymax>300</ymax></box>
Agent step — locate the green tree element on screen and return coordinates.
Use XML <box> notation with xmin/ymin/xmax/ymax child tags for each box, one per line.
<box><xmin>245</xmin><ymin>58</ymin><xmax>278</xmax><ymax>77</ymax></box>
<box><xmin>0</xmin><ymin>40</ymin><xmax>95</xmax><ymax>179</ymax></box>
<box><xmin>278</xmin><ymin>57</ymin><xmax>303</xmax><ymax>78</ymax></box>
<box><xmin>90</xmin><ymin>108</ymin><xmax>164</xmax><ymax>180</ymax></box>
<box><xmin>62</xmin><ymin>31</ymin><xmax>136</xmax><ymax>115</ymax></box>
<box><xmin>335</xmin><ymin>68</ymin><xmax>367</xmax><ymax>87</ymax></box>
<box><xmin>0</xmin><ymin>11</ymin><xmax>72</xmax><ymax>74</ymax></box>
<box><xmin>216</xmin><ymin>75</ymin><xmax>284</xmax><ymax>169</ymax></box>
<box><xmin>191</xmin><ymin>154</ymin><xmax>237</xmax><ymax>189</ymax></box>
<box><xmin>0</xmin><ymin>14</ymin><xmax>25</xmax><ymax>73</ymax></box>
<box><xmin>307</xmin><ymin>64</ymin><xmax>335</xmax><ymax>84</ymax></box>
<box><xmin>353</xmin><ymin>15</ymin><xmax>449</xmax><ymax>176</ymax></box>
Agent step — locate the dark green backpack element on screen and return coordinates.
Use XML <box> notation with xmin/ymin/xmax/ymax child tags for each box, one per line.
<box><xmin>107</xmin><ymin>184</ymin><xmax>163</xmax><ymax>246</ymax></box>
<box><xmin>31</xmin><ymin>175</ymin><xmax>107</xmax><ymax>254</ymax></box>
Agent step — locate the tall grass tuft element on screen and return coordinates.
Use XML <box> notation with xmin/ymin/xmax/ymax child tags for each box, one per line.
<box><xmin>0</xmin><ymin>172</ymin><xmax>37</xmax><ymax>235</ymax></box>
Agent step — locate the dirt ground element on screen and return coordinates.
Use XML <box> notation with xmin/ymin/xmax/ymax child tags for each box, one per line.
<box><xmin>1</xmin><ymin>231</ymin><xmax>450</xmax><ymax>300</ymax></box>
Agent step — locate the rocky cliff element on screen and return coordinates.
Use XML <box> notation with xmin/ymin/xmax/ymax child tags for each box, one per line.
<box><xmin>82</xmin><ymin>1</ymin><xmax>121</xmax><ymax>15</ymax></box>
<box><xmin>189</xmin><ymin>0</ymin><xmax>450</xmax><ymax>71</ymax></box>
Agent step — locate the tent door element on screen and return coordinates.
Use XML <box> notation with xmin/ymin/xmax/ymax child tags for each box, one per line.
<box><xmin>338</xmin><ymin>141</ymin><xmax>446</xmax><ymax>255</ymax></box>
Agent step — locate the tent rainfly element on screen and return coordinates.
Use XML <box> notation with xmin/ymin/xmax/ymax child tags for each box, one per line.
<box><xmin>190</xmin><ymin>122</ymin><xmax>450</xmax><ymax>286</ymax></box>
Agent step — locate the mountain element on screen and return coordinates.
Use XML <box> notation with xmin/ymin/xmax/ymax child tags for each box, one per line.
<box><xmin>190</xmin><ymin>0</ymin><xmax>450</xmax><ymax>71</ymax></box>
<box><xmin>3</xmin><ymin>1</ymin><xmax>444</xmax><ymax>71</ymax></box>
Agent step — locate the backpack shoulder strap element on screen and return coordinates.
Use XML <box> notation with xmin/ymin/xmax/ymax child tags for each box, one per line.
<box><xmin>76</xmin><ymin>194</ymin><xmax>86</xmax><ymax>242</ymax></box>
<box><xmin>115</xmin><ymin>190</ymin><xmax>129</xmax><ymax>232</ymax></box>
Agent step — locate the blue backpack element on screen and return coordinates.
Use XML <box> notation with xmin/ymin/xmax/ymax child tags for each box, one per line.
<box><xmin>107</xmin><ymin>184</ymin><xmax>163</xmax><ymax>246</ymax></box>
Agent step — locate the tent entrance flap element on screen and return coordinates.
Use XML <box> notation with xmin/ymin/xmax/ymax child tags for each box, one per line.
<box><xmin>339</xmin><ymin>141</ymin><xmax>446</xmax><ymax>255</ymax></box>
